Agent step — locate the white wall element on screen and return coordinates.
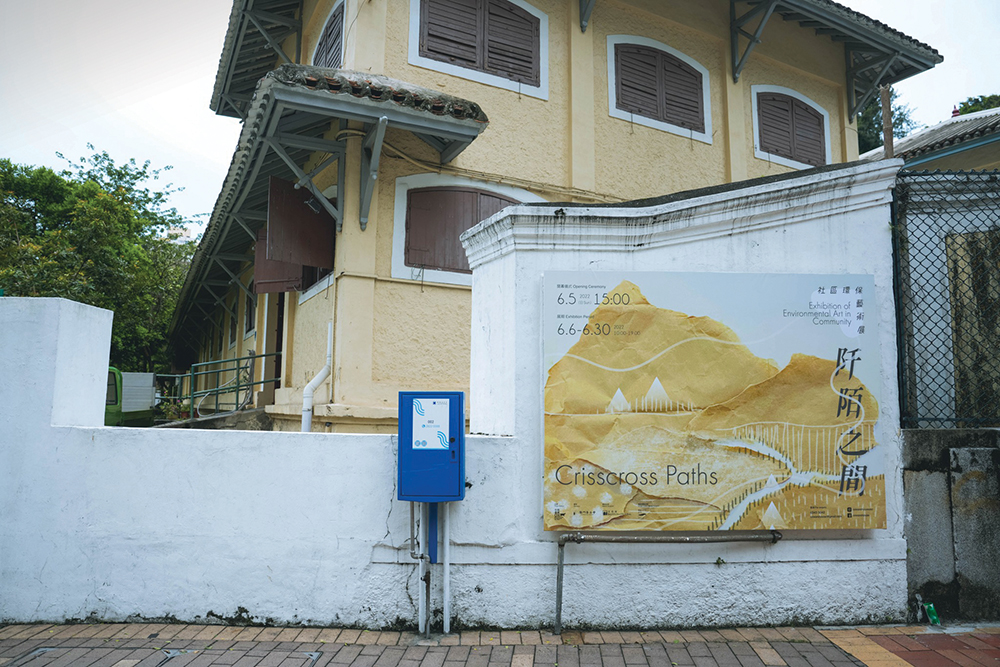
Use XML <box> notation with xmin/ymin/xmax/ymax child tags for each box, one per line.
<box><xmin>462</xmin><ymin>159</ymin><xmax>909</xmax><ymax>626</ymax></box>
<box><xmin>2</xmin><ymin>159</ymin><xmax>909</xmax><ymax>629</ymax></box>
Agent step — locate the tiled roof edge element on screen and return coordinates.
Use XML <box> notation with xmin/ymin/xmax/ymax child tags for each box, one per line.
<box><xmin>802</xmin><ymin>0</ymin><xmax>941</xmax><ymax>62</ymax></box>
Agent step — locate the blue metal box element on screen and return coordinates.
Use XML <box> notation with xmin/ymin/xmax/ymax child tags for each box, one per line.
<box><xmin>397</xmin><ymin>392</ymin><xmax>466</xmax><ymax>502</ymax></box>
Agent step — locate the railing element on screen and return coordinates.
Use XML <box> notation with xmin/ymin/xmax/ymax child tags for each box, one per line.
<box><xmin>893</xmin><ymin>170</ymin><xmax>1000</xmax><ymax>427</ymax></box>
<box><xmin>158</xmin><ymin>351</ymin><xmax>281</xmax><ymax>419</ymax></box>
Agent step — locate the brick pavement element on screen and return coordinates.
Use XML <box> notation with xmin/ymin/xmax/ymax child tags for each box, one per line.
<box><xmin>0</xmin><ymin>624</ymin><xmax>994</xmax><ymax>667</ymax></box>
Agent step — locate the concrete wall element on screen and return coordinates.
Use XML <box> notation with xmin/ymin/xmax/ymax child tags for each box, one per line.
<box><xmin>463</xmin><ymin>159</ymin><xmax>909</xmax><ymax>625</ymax></box>
<box><xmin>903</xmin><ymin>429</ymin><xmax>1000</xmax><ymax>620</ymax></box>
<box><xmin>3</xmin><ymin>161</ymin><xmax>910</xmax><ymax>628</ymax></box>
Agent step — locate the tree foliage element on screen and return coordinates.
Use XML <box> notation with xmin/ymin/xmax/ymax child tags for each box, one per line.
<box><xmin>856</xmin><ymin>88</ymin><xmax>920</xmax><ymax>154</ymax></box>
<box><xmin>957</xmin><ymin>95</ymin><xmax>1000</xmax><ymax>115</ymax></box>
<box><xmin>0</xmin><ymin>146</ymin><xmax>196</xmax><ymax>372</ymax></box>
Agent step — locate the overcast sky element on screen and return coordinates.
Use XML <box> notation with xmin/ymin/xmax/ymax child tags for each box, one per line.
<box><xmin>1</xmin><ymin>0</ymin><xmax>997</xmax><ymax>229</ymax></box>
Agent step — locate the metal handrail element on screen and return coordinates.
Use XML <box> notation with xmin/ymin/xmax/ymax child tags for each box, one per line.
<box><xmin>158</xmin><ymin>351</ymin><xmax>281</xmax><ymax>419</ymax></box>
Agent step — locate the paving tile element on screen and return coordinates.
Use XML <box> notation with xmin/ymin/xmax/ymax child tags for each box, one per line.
<box><xmin>959</xmin><ymin>649</ymin><xmax>1000</xmax><ymax>666</ymax></box>
<box><xmin>619</xmin><ymin>633</ymin><xmax>644</xmax><ymax>644</ymax></box>
<box><xmin>622</xmin><ymin>646</ymin><xmax>647</xmax><ymax>664</ymax></box>
<box><xmin>665</xmin><ymin>645</ymin><xmax>694</xmax><ymax>666</ymax></box>
<box><xmin>482</xmin><ymin>634</ymin><xmax>501</xmax><ymax>647</ymax></box>
<box><xmin>0</xmin><ymin>627</ymin><xmax>29</xmax><ymax>641</ymax></box>
<box><xmin>869</xmin><ymin>637</ymin><xmax>907</xmax><ymax>652</ymax></box>
<box><xmin>708</xmin><ymin>643</ymin><xmax>743</xmax><ymax>665</ymax></box>
<box><xmin>737</xmin><ymin>630</ymin><xmax>766</xmax><ymax>643</ymax></box>
<box><xmin>374</xmin><ymin>647</ymin><xmax>405</xmax><ymax>667</ymax></box>
<box><xmin>339</xmin><ymin>631</ymin><xmax>363</xmax><ymax>645</ymax></box>
<box><xmin>511</xmin><ymin>653</ymin><xmax>533</xmax><ymax>667</ymax></box>
<box><xmin>700</xmin><ymin>631</ymin><xmax>727</xmax><ymax>644</ymax></box>
<box><xmin>460</xmin><ymin>633</ymin><xmax>481</xmax><ymax>647</ymax></box>
<box><xmin>500</xmin><ymin>633</ymin><xmax>521</xmax><ymax>646</ymax></box>
<box><xmin>579</xmin><ymin>645</ymin><xmax>601</xmax><ymax>664</ymax></box>
<box><xmin>467</xmin><ymin>648</ymin><xmax>490</xmax><ymax>667</ymax></box>
<box><xmin>895</xmin><ymin>650</ymin><xmax>963</xmax><ymax>666</ymax></box>
<box><xmin>581</xmin><ymin>633</ymin><xmax>602</xmax><ymax>646</ymax></box>
<box><xmin>794</xmin><ymin>629</ymin><xmax>829</xmax><ymax>645</ymax></box>
<box><xmin>659</xmin><ymin>631</ymin><xmax>686</xmax><ymax>644</ymax></box>
<box><xmin>421</xmin><ymin>649</ymin><xmax>447</xmax><ymax>667</ymax></box>
<box><xmin>535</xmin><ymin>646</ymin><xmax>557</xmax><ymax>663</ymax></box>
<box><xmin>519</xmin><ymin>633</ymin><xmax>542</xmax><ymax>646</ymax></box>
<box><xmin>357</xmin><ymin>632</ymin><xmax>382</xmax><ymax>646</ymax></box>
<box><xmin>691</xmin><ymin>657</ymin><xmax>719</xmax><ymax>667</ymax></box>
<box><xmin>556</xmin><ymin>645</ymin><xmax>580</xmax><ymax>667</ymax></box>
<box><xmin>333</xmin><ymin>646</ymin><xmax>364</xmax><ymax>664</ymax></box>
<box><xmin>316</xmin><ymin>629</ymin><xmax>342</xmax><ymax>644</ymax></box>
<box><xmin>757</xmin><ymin>630</ymin><xmax>785</xmax><ymax>643</ymax></box>
<box><xmin>733</xmin><ymin>652</ymin><xmax>765</xmax><ymax>667</ymax></box>
<box><xmin>935</xmin><ymin>650</ymin><xmax>990</xmax><ymax>667</ymax></box>
<box><xmin>748</xmin><ymin>643</ymin><xmax>785</xmax><ymax>666</ymax></box>
<box><xmin>957</xmin><ymin>636</ymin><xmax>997</xmax><ymax>651</ymax></box>
<box><xmin>538</xmin><ymin>634</ymin><xmax>561</xmax><ymax>646</ymax></box>
<box><xmin>774</xmin><ymin>629</ymin><xmax>809</xmax><ymax>644</ymax></box>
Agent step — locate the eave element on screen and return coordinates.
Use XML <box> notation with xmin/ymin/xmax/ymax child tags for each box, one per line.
<box><xmin>172</xmin><ymin>66</ymin><xmax>489</xmax><ymax>354</ymax></box>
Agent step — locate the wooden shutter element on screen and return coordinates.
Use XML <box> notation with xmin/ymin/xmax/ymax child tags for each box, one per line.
<box><xmin>661</xmin><ymin>54</ymin><xmax>703</xmax><ymax>132</ymax></box>
<box><xmin>615</xmin><ymin>45</ymin><xmax>659</xmax><ymax>120</ymax></box>
<box><xmin>758</xmin><ymin>92</ymin><xmax>826</xmax><ymax>166</ymax></box>
<box><xmin>405</xmin><ymin>187</ymin><xmax>518</xmax><ymax>274</ymax></box>
<box><xmin>757</xmin><ymin>93</ymin><xmax>795</xmax><ymax>160</ymax></box>
<box><xmin>420</xmin><ymin>0</ymin><xmax>480</xmax><ymax>69</ymax></box>
<box><xmin>485</xmin><ymin>0</ymin><xmax>540</xmax><ymax>86</ymax></box>
<box><xmin>616</xmin><ymin>43</ymin><xmax>704</xmax><ymax>132</ymax></box>
<box><xmin>266</xmin><ymin>176</ymin><xmax>334</xmax><ymax>270</ymax></box>
<box><xmin>792</xmin><ymin>99</ymin><xmax>825</xmax><ymax>166</ymax></box>
<box><xmin>254</xmin><ymin>228</ymin><xmax>303</xmax><ymax>293</ymax></box>
<box><xmin>314</xmin><ymin>3</ymin><xmax>344</xmax><ymax>68</ymax></box>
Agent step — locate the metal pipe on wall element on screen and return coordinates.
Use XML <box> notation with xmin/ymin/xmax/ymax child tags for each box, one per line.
<box><xmin>443</xmin><ymin>502</ymin><xmax>450</xmax><ymax>634</ymax></box>
<box><xmin>300</xmin><ymin>322</ymin><xmax>332</xmax><ymax>432</ymax></box>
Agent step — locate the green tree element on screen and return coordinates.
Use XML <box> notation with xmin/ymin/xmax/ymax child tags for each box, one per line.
<box><xmin>957</xmin><ymin>94</ymin><xmax>1000</xmax><ymax>115</ymax></box>
<box><xmin>856</xmin><ymin>88</ymin><xmax>920</xmax><ymax>154</ymax></box>
<box><xmin>0</xmin><ymin>147</ymin><xmax>197</xmax><ymax>372</ymax></box>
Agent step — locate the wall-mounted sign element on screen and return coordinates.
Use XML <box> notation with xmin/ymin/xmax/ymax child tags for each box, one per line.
<box><xmin>543</xmin><ymin>272</ymin><xmax>884</xmax><ymax>531</ymax></box>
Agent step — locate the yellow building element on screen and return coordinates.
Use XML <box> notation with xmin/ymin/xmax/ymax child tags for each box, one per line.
<box><xmin>169</xmin><ymin>0</ymin><xmax>940</xmax><ymax>431</ymax></box>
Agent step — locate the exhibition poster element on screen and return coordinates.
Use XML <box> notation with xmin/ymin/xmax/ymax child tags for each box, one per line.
<box><xmin>543</xmin><ymin>272</ymin><xmax>884</xmax><ymax>531</ymax></box>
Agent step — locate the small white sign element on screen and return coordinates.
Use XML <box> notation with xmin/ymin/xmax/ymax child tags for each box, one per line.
<box><xmin>412</xmin><ymin>398</ymin><xmax>450</xmax><ymax>450</ymax></box>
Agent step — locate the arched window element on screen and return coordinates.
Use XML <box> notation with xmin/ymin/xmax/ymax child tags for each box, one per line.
<box><xmin>606</xmin><ymin>36</ymin><xmax>712</xmax><ymax>144</ymax></box>
<box><xmin>314</xmin><ymin>2</ymin><xmax>345</xmax><ymax>69</ymax></box>
<box><xmin>752</xmin><ymin>86</ymin><xmax>830</xmax><ymax>169</ymax></box>
<box><xmin>409</xmin><ymin>0</ymin><xmax>548</xmax><ymax>99</ymax></box>
<box><xmin>392</xmin><ymin>174</ymin><xmax>546</xmax><ymax>286</ymax></box>
<box><xmin>405</xmin><ymin>187</ymin><xmax>518</xmax><ymax>274</ymax></box>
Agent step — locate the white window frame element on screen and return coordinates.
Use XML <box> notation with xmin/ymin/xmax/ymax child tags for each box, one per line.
<box><xmin>298</xmin><ymin>272</ymin><xmax>335</xmax><ymax>305</ymax></box>
<box><xmin>606</xmin><ymin>35</ymin><xmax>713</xmax><ymax>145</ymax></box>
<box><xmin>391</xmin><ymin>172</ymin><xmax>546</xmax><ymax>287</ymax></box>
<box><xmin>243</xmin><ymin>290</ymin><xmax>256</xmax><ymax>340</ymax></box>
<box><xmin>751</xmin><ymin>84</ymin><xmax>832</xmax><ymax>170</ymax></box>
<box><xmin>311</xmin><ymin>0</ymin><xmax>346</xmax><ymax>68</ymax></box>
<box><xmin>407</xmin><ymin>0</ymin><xmax>549</xmax><ymax>101</ymax></box>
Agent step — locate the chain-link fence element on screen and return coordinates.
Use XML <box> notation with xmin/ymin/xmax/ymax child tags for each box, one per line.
<box><xmin>894</xmin><ymin>170</ymin><xmax>1000</xmax><ymax>428</ymax></box>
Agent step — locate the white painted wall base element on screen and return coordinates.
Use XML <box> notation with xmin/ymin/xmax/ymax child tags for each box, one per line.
<box><xmin>2</xmin><ymin>161</ymin><xmax>908</xmax><ymax>628</ymax></box>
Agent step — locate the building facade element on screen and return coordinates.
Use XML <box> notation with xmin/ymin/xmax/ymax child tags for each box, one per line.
<box><xmin>170</xmin><ymin>0</ymin><xmax>940</xmax><ymax>431</ymax></box>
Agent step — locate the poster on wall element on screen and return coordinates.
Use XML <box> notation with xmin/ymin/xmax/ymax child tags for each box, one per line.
<box><xmin>542</xmin><ymin>272</ymin><xmax>884</xmax><ymax>531</ymax></box>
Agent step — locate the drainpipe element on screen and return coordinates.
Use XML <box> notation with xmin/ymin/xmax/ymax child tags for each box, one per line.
<box><xmin>301</xmin><ymin>322</ymin><xmax>332</xmax><ymax>432</ymax></box>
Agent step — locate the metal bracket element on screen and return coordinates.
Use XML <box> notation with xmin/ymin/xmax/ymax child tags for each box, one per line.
<box><xmin>265</xmin><ymin>139</ymin><xmax>343</xmax><ymax>229</ymax></box>
<box><xmin>579</xmin><ymin>0</ymin><xmax>596</xmax><ymax>32</ymax></box>
<box><xmin>215</xmin><ymin>257</ymin><xmax>257</xmax><ymax>305</ymax></box>
<box><xmin>847</xmin><ymin>49</ymin><xmax>899</xmax><ymax>120</ymax></box>
<box><xmin>232</xmin><ymin>215</ymin><xmax>257</xmax><ymax>242</ymax></box>
<box><xmin>360</xmin><ymin>116</ymin><xmax>388</xmax><ymax>231</ymax></box>
<box><xmin>731</xmin><ymin>0</ymin><xmax>778</xmax><ymax>82</ymax></box>
<box><xmin>244</xmin><ymin>11</ymin><xmax>297</xmax><ymax>66</ymax></box>
<box><xmin>202</xmin><ymin>283</ymin><xmax>238</xmax><ymax>320</ymax></box>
